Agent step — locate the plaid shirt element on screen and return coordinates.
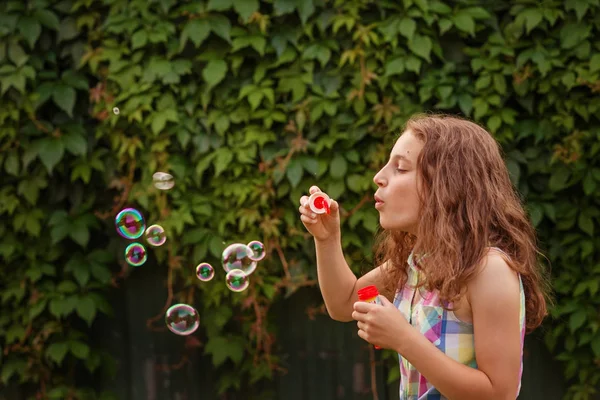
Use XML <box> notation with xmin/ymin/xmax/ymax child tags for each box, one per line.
<box><xmin>393</xmin><ymin>250</ymin><xmax>526</xmax><ymax>399</ymax></box>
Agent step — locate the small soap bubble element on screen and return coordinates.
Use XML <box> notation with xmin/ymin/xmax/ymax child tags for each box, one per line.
<box><xmin>222</xmin><ymin>243</ymin><xmax>257</xmax><ymax>276</ymax></box>
<box><xmin>165</xmin><ymin>304</ymin><xmax>199</xmax><ymax>336</ymax></box>
<box><xmin>125</xmin><ymin>243</ymin><xmax>147</xmax><ymax>266</ymax></box>
<box><xmin>115</xmin><ymin>208</ymin><xmax>145</xmax><ymax>239</ymax></box>
<box><xmin>113</xmin><ymin>107</ymin><xmax>120</xmax><ymax>115</ymax></box>
<box><xmin>153</xmin><ymin>172</ymin><xmax>174</xmax><ymax>190</ymax></box>
<box><xmin>247</xmin><ymin>240</ymin><xmax>265</xmax><ymax>261</ymax></box>
<box><xmin>145</xmin><ymin>224</ymin><xmax>166</xmax><ymax>247</ymax></box>
<box><xmin>196</xmin><ymin>263</ymin><xmax>215</xmax><ymax>282</ymax></box>
<box><xmin>225</xmin><ymin>269</ymin><xmax>249</xmax><ymax>293</ymax></box>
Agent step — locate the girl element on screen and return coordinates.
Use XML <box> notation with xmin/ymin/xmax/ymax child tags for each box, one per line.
<box><xmin>298</xmin><ymin>114</ymin><xmax>551</xmax><ymax>400</ymax></box>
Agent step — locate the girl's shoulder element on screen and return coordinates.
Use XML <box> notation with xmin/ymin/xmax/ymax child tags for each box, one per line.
<box><xmin>467</xmin><ymin>249</ymin><xmax>520</xmax><ymax>306</ymax></box>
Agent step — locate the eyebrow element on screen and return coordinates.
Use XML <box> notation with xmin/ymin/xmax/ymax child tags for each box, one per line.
<box><xmin>391</xmin><ymin>154</ymin><xmax>412</xmax><ymax>164</ymax></box>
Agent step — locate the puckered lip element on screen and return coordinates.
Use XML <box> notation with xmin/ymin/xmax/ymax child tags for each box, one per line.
<box><xmin>374</xmin><ymin>194</ymin><xmax>384</xmax><ymax>203</ymax></box>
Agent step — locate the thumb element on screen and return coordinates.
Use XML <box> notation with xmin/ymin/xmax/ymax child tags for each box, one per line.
<box><xmin>330</xmin><ymin>200</ymin><xmax>339</xmax><ymax>212</ymax></box>
<box><xmin>378</xmin><ymin>295</ymin><xmax>393</xmax><ymax>307</ymax></box>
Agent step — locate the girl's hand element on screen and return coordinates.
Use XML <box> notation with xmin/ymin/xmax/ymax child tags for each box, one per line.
<box><xmin>352</xmin><ymin>295</ymin><xmax>411</xmax><ymax>351</ymax></box>
<box><xmin>298</xmin><ymin>186</ymin><xmax>341</xmax><ymax>242</ymax></box>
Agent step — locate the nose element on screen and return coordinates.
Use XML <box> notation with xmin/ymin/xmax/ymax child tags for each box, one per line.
<box><xmin>373</xmin><ymin>169</ymin><xmax>386</xmax><ymax>187</ymax></box>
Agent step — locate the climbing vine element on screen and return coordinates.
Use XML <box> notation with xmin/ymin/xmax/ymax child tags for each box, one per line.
<box><xmin>0</xmin><ymin>0</ymin><xmax>599</xmax><ymax>399</ymax></box>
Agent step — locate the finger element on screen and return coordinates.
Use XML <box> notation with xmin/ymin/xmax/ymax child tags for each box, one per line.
<box><xmin>309</xmin><ymin>186</ymin><xmax>321</xmax><ymax>194</ymax></box>
<box><xmin>299</xmin><ymin>195</ymin><xmax>309</xmax><ymax>207</ymax></box>
<box><xmin>298</xmin><ymin>205</ymin><xmax>317</xmax><ymax>218</ymax></box>
<box><xmin>351</xmin><ymin>310</ymin><xmax>367</xmax><ymax>322</ymax></box>
<box><xmin>357</xmin><ymin>321</ymin><xmax>368</xmax><ymax>332</ymax></box>
<box><xmin>298</xmin><ymin>206</ymin><xmax>317</xmax><ymax>221</ymax></box>
<box><xmin>353</xmin><ymin>301</ymin><xmax>376</xmax><ymax>313</ymax></box>
<box><xmin>357</xmin><ymin>329</ymin><xmax>368</xmax><ymax>342</ymax></box>
<box><xmin>300</xmin><ymin>215</ymin><xmax>318</xmax><ymax>225</ymax></box>
<box><xmin>330</xmin><ymin>200</ymin><xmax>339</xmax><ymax>212</ymax></box>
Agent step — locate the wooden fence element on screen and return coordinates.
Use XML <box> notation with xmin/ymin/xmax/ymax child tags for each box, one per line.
<box><xmin>86</xmin><ymin>260</ymin><xmax>572</xmax><ymax>400</ymax></box>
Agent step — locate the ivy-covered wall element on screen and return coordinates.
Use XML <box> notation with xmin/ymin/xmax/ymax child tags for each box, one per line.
<box><xmin>0</xmin><ymin>0</ymin><xmax>599</xmax><ymax>399</ymax></box>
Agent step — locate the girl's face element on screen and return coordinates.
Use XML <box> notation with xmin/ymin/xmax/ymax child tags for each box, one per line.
<box><xmin>373</xmin><ymin>130</ymin><xmax>424</xmax><ymax>234</ymax></box>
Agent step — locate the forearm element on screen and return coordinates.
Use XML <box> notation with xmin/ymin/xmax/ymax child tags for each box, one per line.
<box><xmin>314</xmin><ymin>237</ymin><xmax>356</xmax><ymax>321</ymax></box>
<box><xmin>396</xmin><ymin>328</ymin><xmax>508</xmax><ymax>400</ymax></box>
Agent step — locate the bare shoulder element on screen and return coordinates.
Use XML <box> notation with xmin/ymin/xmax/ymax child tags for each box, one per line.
<box><xmin>467</xmin><ymin>251</ymin><xmax>520</xmax><ymax>305</ymax></box>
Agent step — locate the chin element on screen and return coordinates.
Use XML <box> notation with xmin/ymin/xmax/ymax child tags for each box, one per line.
<box><xmin>379</xmin><ymin>218</ymin><xmax>399</xmax><ymax>230</ymax></box>
<box><xmin>379</xmin><ymin>218</ymin><xmax>415</xmax><ymax>233</ymax></box>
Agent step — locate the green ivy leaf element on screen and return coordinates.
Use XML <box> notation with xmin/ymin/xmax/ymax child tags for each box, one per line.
<box><xmin>207</xmin><ymin>0</ymin><xmax>233</xmax><ymax>11</ymax></box>
<box><xmin>487</xmin><ymin>115</ymin><xmax>502</xmax><ymax>133</ymax></box>
<box><xmin>48</xmin><ymin>297</ymin><xmax>68</xmax><ymax>317</ymax></box>
<box><xmin>577</xmin><ymin>211</ymin><xmax>594</xmax><ymax>236</ymax></box>
<box><xmin>73</xmin><ymin>262</ymin><xmax>90</xmax><ymax>286</ymax></box>
<box><xmin>131</xmin><ymin>30</ymin><xmax>148</xmax><ymax>50</ymax></box>
<box><xmin>69</xmin><ymin>341</ymin><xmax>90</xmax><ymax>359</ymax></box>
<box><xmin>384</xmin><ymin>57</ymin><xmax>405</xmax><ymax>76</ymax></box>
<box><xmin>569</xmin><ymin>310</ymin><xmax>586</xmax><ymax>333</ymax></box>
<box><xmin>330</xmin><ymin>155</ymin><xmax>347</xmax><ymax>179</ymax></box>
<box><xmin>286</xmin><ymin>159</ymin><xmax>303</xmax><ymax>187</ymax></box>
<box><xmin>4</xmin><ymin>153</ymin><xmax>19</xmax><ymax>176</ymax></box>
<box><xmin>213</xmin><ymin>148</ymin><xmax>234</xmax><ymax>177</ymax></box>
<box><xmin>233</xmin><ymin>0</ymin><xmax>259</xmax><ymax>22</ymax></box>
<box><xmin>34</xmin><ymin>9</ymin><xmax>60</xmax><ymax>30</ymax></box>
<box><xmin>274</xmin><ymin>0</ymin><xmax>296</xmax><ymax>15</ymax></box>
<box><xmin>46</xmin><ymin>342</ymin><xmax>69</xmax><ymax>365</ymax></box>
<box><xmin>63</xmin><ymin>131</ymin><xmax>87</xmax><ymax>156</ymax></box>
<box><xmin>208</xmin><ymin>15</ymin><xmax>232</xmax><ymax>42</ymax></box>
<box><xmin>18</xmin><ymin>16</ymin><xmax>42</xmax><ymax>48</ymax></box>
<box><xmin>29</xmin><ymin>299</ymin><xmax>47</xmax><ymax>319</ymax></box>
<box><xmin>181</xmin><ymin>19</ymin><xmax>210</xmax><ymax>48</ymax></box>
<box><xmin>548</xmin><ymin>167</ymin><xmax>571</xmax><ymax>192</ymax></box>
<box><xmin>8</xmin><ymin>42</ymin><xmax>28</xmax><ymax>67</ymax></box>
<box><xmin>457</xmin><ymin>93</ymin><xmax>473</xmax><ymax>116</ymax></box>
<box><xmin>76</xmin><ymin>296</ymin><xmax>97</xmax><ymax>326</ymax></box>
<box><xmin>202</xmin><ymin>59</ymin><xmax>228</xmax><ymax>88</ymax></box>
<box><xmin>452</xmin><ymin>12</ymin><xmax>475</xmax><ymax>36</ymax></box>
<box><xmin>560</xmin><ymin>22</ymin><xmax>590</xmax><ymax>49</ymax></box>
<box><xmin>408</xmin><ymin>35</ymin><xmax>432</xmax><ymax>61</ymax></box>
<box><xmin>590</xmin><ymin>54</ymin><xmax>600</xmax><ymax>73</ymax></box>
<box><xmin>592</xmin><ymin>335</ymin><xmax>600</xmax><ymax>358</ymax></box>
<box><xmin>70</xmin><ymin>219</ymin><xmax>90</xmax><ymax>247</ymax></box>
<box><xmin>38</xmin><ymin>138</ymin><xmax>65</xmax><ymax>174</ymax></box>
<box><xmin>297</xmin><ymin>0</ymin><xmax>315</xmax><ymax>24</ymax></box>
<box><xmin>204</xmin><ymin>336</ymin><xmax>244</xmax><ymax>366</ymax></box>
<box><xmin>398</xmin><ymin>18</ymin><xmax>416</xmax><ymax>40</ymax></box>
<box><xmin>1</xmin><ymin>360</ymin><xmax>27</xmax><ymax>384</ymax></box>
<box><xmin>518</xmin><ymin>9</ymin><xmax>543</xmax><ymax>34</ymax></box>
<box><xmin>52</xmin><ymin>84</ymin><xmax>76</xmax><ymax>116</ymax></box>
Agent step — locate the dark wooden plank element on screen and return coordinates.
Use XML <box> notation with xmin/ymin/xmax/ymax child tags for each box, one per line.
<box><xmin>518</xmin><ymin>331</ymin><xmax>567</xmax><ymax>400</ymax></box>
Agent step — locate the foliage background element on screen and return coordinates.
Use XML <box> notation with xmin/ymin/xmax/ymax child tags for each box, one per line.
<box><xmin>0</xmin><ymin>0</ymin><xmax>599</xmax><ymax>399</ymax></box>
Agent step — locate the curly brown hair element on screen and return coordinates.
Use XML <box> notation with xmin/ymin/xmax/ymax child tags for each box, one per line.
<box><xmin>374</xmin><ymin>114</ymin><xmax>552</xmax><ymax>333</ymax></box>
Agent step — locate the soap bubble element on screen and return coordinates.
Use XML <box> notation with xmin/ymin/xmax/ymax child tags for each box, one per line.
<box><xmin>247</xmin><ymin>240</ymin><xmax>265</xmax><ymax>261</ymax></box>
<box><xmin>145</xmin><ymin>224</ymin><xmax>166</xmax><ymax>247</ymax></box>
<box><xmin>225</xmin><ymin>269</ymin><xmax>249</xmax><ymax>292</ymax></box>
<box><xmin>115</xmin><ymin>208</ymin><xmax>145</xmax><ymax>239</ymax></box>
<box><xmin>153</xmin><ymin>172</ymin><xmax>174</xmax><ymax>190</ymax></box>
<box><xmin>196</xmin><ymin>263</ymin><xmax>214</xmax><ymax>282</ymax></box>
<box><xmin>165</xmin><ymin>304</ymin><xmax>199</xmax><ymax>336</ymax></box>
<box><xmin>113</xmin><ymin>107</ymin><xmax>120</xmax><ymax>115</ymax></box>
<box><xmin>221</xmin><ymin>243</ymin><xmax>257</xmax><ymax>276</ymax></box>
<box><xmin>125</xmin><ymin>243</ymin><xmax>147</xmax><ymax>266</ymax></box>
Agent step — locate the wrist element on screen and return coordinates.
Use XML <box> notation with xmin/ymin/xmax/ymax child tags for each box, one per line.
<box><xmin>394</xmin><ymin>324</ymin><xmax>417</xmax><ymax>355</ymax></box>
<box><xmin>314</xmin><ymin>235</ymin><xmax>340</xmax><ymax>247</ymax></box>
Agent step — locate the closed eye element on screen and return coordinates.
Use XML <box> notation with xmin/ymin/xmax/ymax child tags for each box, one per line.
<box><xmin>396</xmin><ymin>168</ymin><xmax>408</xmax><ymax>173</ymax></box>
